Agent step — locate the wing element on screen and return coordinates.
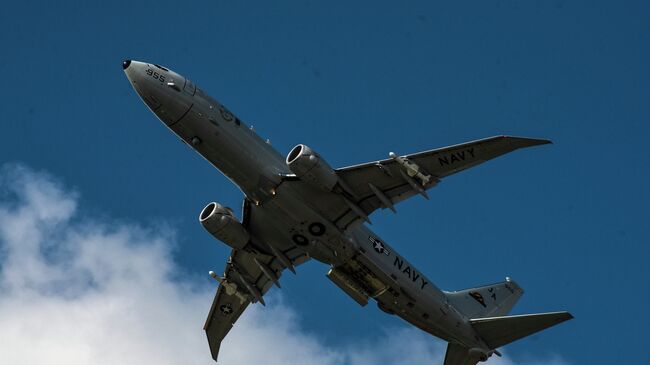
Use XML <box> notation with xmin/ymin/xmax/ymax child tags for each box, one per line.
<box><xmin>203</xmin><ymin>200</ymin><xmax>311</xmax><ymax>361</ymax></box>
<box><xmin>203</xmin><ymin>257</ymin><xmax>251</xmax><ymax>361</ymax></box>
<box><xmin>334</xmin><ymin>136</ymin><xmax>550</xmax><ymax>226</ymax></box>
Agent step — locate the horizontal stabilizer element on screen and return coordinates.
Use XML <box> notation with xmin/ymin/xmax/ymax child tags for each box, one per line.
<box><xmin>471</xmin><ymin>311</ymin><xmax>573</xmax><ymax>349</ymax></box>
<box><xmin>443</xmin><ymin>343</ymin><xmax>482</xmax><ymax>365</ymax></box>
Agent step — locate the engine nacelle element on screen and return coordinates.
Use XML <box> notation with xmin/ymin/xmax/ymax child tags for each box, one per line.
<box><xmin>199</xmin><ymin>202</ymin><xmax>250</xmax><ymax>250</ymax></box>
<box><xmin>286</xmin><ymin>144</ymin><xmax>338</xmax><ymax>191</ymax></box>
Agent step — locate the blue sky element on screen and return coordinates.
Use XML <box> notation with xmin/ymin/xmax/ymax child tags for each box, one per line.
<box><xmin>1</xmin><ymin>1</ymin><xmax>648</xmax><ymax>364</ymax></box>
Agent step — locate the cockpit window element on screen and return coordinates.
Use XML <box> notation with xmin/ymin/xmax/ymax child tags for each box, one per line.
<box><xmin>154</xmin><ymin>64</ymin><xmax>169</xmax><ymax>72</ymax></box>
<box><xmin>183</xmin><ymin>79</ymin><xmax>196</xmax><ymax>96</ymax></box>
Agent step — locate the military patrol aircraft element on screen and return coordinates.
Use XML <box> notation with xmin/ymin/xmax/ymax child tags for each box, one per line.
<box><xmin>123</xmin><ymin>60</ymin><xmax>572</xmax><ymax>365</ymax></box>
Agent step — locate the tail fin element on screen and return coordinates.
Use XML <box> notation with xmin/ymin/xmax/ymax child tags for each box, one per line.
<box><xmin>444</xmin><ymin>277</ymin><xmax>523</xmax><ymax>318</ymax></box>
<box><xmin>471</xmin><ymin>311</ymin><xmax>574</xmax><ymax>349</ymax></box>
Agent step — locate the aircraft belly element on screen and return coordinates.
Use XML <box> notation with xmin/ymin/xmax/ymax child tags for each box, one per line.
<box><xmin>168</xmin><ymin>104</ymin><xmax>287</xmax><ymax>203</ymax></box>
<box><xmin>253</xmin><ymin>193</ymin><xmax>483</xmax><ymax>347</ymax></box>
<box><xmin>170</xmin><ymin>116</ymin><xmax>250</xmax><ymax>180</ymax></box>
<box><xmin>344</xmin><ymin>225</ymin><xmax>486</xmax><ymax>348</ymax></box>
<box><xmin>374</xmin><ymin>289</ymin><xmax>455</xmax><ymax>341</ymax></box>
<box><xmin>172</xmin><ymin>107</ymin><xmax>487</xmax><ymax>350</ymax></box>
<box><xmin>261</xmin><ymin>183</ymin><xmax>362</xmax><ymax>264</ymax></box>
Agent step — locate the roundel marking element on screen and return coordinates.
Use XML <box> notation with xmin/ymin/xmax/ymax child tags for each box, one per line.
<box><xmin>292</xmin><ymin>234</ymin><xmax>309</xmax><ymax>246</ymax></box>
<box><xmin>308</xmin><ymin>222</ymin><xmax>326</xmax><ymax>237</ymax></box>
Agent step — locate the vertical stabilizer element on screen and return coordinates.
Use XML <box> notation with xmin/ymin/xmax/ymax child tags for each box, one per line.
<box><xmin>444</xmin><ymin>278</ymin><xmax>523</xmax><ymax>318</ymax></box>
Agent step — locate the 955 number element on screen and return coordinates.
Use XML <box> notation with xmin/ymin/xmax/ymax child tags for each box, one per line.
<box><xmin>145</xmin><ymin>68</ymin><xmax>166</xmax><ymax>83</ymax></box>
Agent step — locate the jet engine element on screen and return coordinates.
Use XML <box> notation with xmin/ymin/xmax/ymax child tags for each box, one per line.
<box><xmin>286</xmin><ymin>144</ymin><xmax>338</xmax><ymax>191</ymax></box>
<box><xmin>199</xmin><ymin>202</ymin><xmax>250</xmax><ymax>250</ymax></box>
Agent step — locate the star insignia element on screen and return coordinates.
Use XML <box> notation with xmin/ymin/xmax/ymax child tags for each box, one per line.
<box><xmin>368</xmin><ymin>236</ymin><xmax>390</xmax><ymax>256</ymax></box>
<box><xmin>374</xmin><ymin>241</ymin><xmax>384</xmax><ymax>253</ymax></box>
<box><xmin>220</xmin><ymin>304</ymin><xmax>233</xmax><ymax>316</ymax></box>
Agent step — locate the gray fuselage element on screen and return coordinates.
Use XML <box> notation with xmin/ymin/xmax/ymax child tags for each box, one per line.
<box><xmin>123</xmin><ymin>60</ymin><xmax>490</xmax><ymax>352</ymax></box>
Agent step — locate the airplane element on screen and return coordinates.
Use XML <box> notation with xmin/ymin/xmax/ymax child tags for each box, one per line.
<box><xmin>123</xmin><ymin>59</ymin><xmax>573</xmax><ymax>365</ymax></box>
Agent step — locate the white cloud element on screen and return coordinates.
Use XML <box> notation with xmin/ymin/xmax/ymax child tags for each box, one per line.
<box><xmin>0</xmin><ymin>165</ymin><xmax>570</xmax><ymax>365</ymax></box>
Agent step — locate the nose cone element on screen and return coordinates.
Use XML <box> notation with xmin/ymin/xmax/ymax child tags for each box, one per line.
<box><xmin>122</xmin><ymin>60</ymin><xmax>194</xmax><ymax>126</ymax></box>
<box><xmin>122</xmin><ymin>60</ymin><xmax>157</xmax><ymax>110</ymax></box>
<box><xmin>122</xmin><ymin>59</ymin><xmax>146</xmax><ymax>81</ymax></box>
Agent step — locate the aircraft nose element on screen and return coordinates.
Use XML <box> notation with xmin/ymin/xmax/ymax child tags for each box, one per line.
<box><xmin>122</xmin><ymin>59</ymin><xmax>131</xmax><ymax>70</ymax></box>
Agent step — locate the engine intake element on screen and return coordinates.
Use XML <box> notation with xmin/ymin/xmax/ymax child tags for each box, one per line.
<box><xmin>286</xmin><ymin>144</ymin><xmax>338</xmax><ymax>191</ymax></box>
<box><xmin>199</xmin><ymin>202</ymin><xmax>250</xmax><ymax>250</ymax></box>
